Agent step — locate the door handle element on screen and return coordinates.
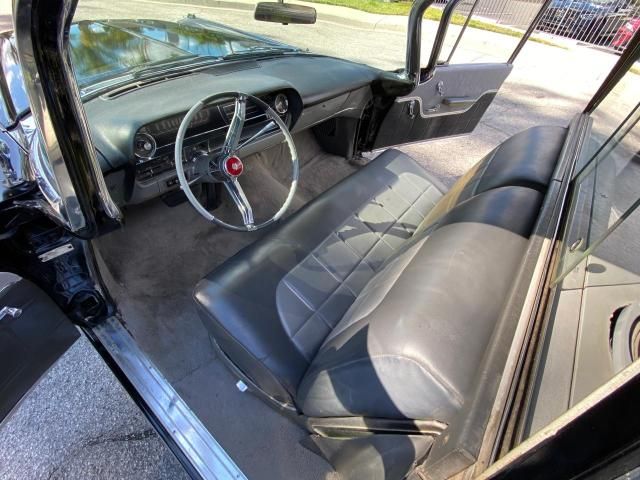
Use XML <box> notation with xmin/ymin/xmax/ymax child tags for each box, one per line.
<box><xmin>0</xmin><ymin>306</ymin><xmax>22</xmax><ymax>321</ymax></box>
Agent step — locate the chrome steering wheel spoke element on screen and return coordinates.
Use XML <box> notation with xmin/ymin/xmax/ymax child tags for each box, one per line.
<box><xmin>224</xmin><ymin>178</ymin><xmax>255</xmax><ymax>229</ymax></box>
<box><xmin>236</xmin><ymin>120</ymin><xmax>277</xmax><ymax>151</ymax></box>
<box><xmin>221</xmin><ymin>95</ymin><xmax>246</xmax><ymax>157</ymax></box>
<box><xmin>174</xmin><ymin>92</ymin><xmax>299</xmax><ymax>232</ymax></box>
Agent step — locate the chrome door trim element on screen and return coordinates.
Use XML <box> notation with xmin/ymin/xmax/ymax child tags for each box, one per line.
<box><xmin>92</xmin><ymin>317</ymin><xmax>246</xmax><ymax>480</ymax></box>
<box><xmin>396</xmin><ymin>89</ymin><xmax>499</xmax><ymax>118</ymax></box>
<box><xmin>13</xmin><ymin>0</ymin><xmax>122</xmax><ymax>234</ymax></box>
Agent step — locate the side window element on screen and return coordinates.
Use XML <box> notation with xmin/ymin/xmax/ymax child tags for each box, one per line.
<box><xmin>521</xmin><ymin>66</ymin><xmax>640</xmax><ymax>440</ymax></box>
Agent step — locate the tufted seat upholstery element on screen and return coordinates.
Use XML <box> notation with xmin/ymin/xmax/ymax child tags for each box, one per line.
<box><xmin>194</xmin><ymin>125</ymin><xmax>567</xmax><ymax>417</ymax></box>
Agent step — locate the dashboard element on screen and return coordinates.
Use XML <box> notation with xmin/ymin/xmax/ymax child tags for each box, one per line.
<box><xmin>85</xmin><ymin>54</ymin><xmax>382</xmax><ymax>206</ymax></box>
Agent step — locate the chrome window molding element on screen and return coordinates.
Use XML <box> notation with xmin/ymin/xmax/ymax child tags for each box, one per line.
<box><xmin>91</xmin><ymin>317</ymin><xmax>247</xmax><ymax>480</ymax></box>
<box><xmin>479</xmin><ymin>358</ymin><xmax>640</xmax><ymax>479</ymax></box>
<box><xmin>404</xmin><ymin>0</ymin><xmax>437</xmax><ymax>85</ymax></box>
<box><xmin>12</xmin><ymin>0</ymin><xmax>122</xmax><ymax>235</ymax></box>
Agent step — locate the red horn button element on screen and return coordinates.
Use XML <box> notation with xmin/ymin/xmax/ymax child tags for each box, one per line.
<box><xmin>224</xmin><ymin>156</ymin><xmax>244</xmax><ymax>177</ymax></box>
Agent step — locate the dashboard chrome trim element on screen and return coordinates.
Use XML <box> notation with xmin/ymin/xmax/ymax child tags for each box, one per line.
<box><xmin>135</xmin><ymin>114</ymin><xmax>272</xmax><ymax>163</ymax></box>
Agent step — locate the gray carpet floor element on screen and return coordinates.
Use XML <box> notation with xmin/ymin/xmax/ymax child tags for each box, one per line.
<box><xmin>95</xmin><ymin>132</ymin><xmax>356</xmax><ymax>480</ymax></box>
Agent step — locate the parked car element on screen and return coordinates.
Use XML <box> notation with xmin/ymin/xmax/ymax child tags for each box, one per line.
<box><xmin>539</xmin><ymin>0</ymin><xmax>631</xmax><ymax>42</ymax></box>
<box><xmin>611</xmin><ymin>16</ymin><xmax>640</xmax><ymax>49</ymax></box>
<box><xmin>2</xmin><ymin>0</ymin><xmax>640</xmax><ymax>479</ymax></box>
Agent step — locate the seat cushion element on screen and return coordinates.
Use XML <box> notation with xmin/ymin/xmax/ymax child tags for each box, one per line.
<box><xmin>296</xmin><ymin>186</ymin><xmax>543</xmax><ymax>421</ymax></box>
<box><xmin>195</xmin><ymin>149</ymin><xmax>447</xmax><ymax>405</ymax></box>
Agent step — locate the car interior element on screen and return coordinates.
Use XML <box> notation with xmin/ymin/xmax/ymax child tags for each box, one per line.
<box><xmin>30</xmin><ymin>1</ymin><xmax>637</xmax><ymax>479</ymax></box>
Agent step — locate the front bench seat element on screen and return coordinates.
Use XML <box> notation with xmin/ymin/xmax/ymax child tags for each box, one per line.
<box><xmin>194</xmin><ymin>125</ymin><xmax>567</xmax><ymax>412</ymax></box>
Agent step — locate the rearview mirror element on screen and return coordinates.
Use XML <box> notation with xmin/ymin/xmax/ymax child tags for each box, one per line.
<box><xmin>254</xmin><ymin>2</ymin><xmax>317</xmax><ymax>25</ymax></box>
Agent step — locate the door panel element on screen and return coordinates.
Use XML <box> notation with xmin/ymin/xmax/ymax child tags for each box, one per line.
<box><xmin>373</xmin><ymin>63</ymin><xmax>512</xmax><ymax>149</ymax></box>
<box><xmin>0</xmin><ymin>273</ymin><xmax>79</xmax><ymax>422</ymax></box>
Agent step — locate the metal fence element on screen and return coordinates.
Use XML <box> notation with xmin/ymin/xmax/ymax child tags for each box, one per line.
<box><xmin>435</xmin><ymin>0</ymin><xmax>640</xmax><ymax>52</ymax></box>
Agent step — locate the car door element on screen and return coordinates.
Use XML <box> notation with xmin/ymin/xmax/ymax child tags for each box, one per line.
<box><xmin>371</xmin><ymin>0</ymin><xmax>547</xmax><ymax>150</ymax></box>
<box><xmin>0</xmin><ymin>34</ymin><xmax>80</xmax><ymax>424</ymax></box>
<box><xmin>0</xmin><ymin>273</ymin><xmax>79</xmax><ymax>422</ymax></box>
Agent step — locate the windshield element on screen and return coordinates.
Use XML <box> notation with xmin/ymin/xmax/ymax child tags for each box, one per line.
<box><xmin>71</xmin><ymin>0</ymin><xmax>408</xmax><ymax>92</ymax></box>
<box><xmin>68</xmin><ymin>18</ymin><xmax>296</xmax><ymax>91</ymax></box>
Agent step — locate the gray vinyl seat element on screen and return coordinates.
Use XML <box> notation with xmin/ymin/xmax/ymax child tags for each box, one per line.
<box><xmin>194</xmin><ymin>125</ymin><xmax>567</xmax><ymax>422</ymax></box>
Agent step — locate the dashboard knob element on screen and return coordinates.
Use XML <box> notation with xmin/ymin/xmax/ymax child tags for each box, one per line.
<box><xmin>134</xmin><ymin>132</ymin><xmax>157</xmax><ymax>159</ymax></box>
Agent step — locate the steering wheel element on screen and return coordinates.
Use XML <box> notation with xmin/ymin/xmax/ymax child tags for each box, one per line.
<box><xmin>174</xmin><ymin>92</ymin><xmax>299</xmax><ymax>231</ymax></box>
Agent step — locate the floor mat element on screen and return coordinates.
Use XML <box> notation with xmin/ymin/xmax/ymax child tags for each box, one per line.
<box><xmin>95</xmin><ymin>131</ymin><xmax>356</xmax><ymax>479</ymax></box>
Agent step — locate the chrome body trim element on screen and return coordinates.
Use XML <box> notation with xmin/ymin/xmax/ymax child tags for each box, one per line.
<box><xmin>395</xmin><ymin>89</ymin><xmax>499</xmax><ymax>118</ymax></box>
<box><xmin>13</xmin><ymin>0</ymin><xmax>122</xmax><ymax>233</ymax></box>
<box><xmin>7</xmin><ymin>118</ymin><xmax>34</xmax><ymax>178</ymax></box>
<box><xmin>93</xmin><ymin>316</ymin><xmax>247</xmax><ymax>480</ymax></box>
<box><xmin>0</xmin><ymin>130</ymin><xmax>26</xmax><ymax>188</ymax></box>
<box><xmin>12</xmin><ymin>0</ymin><xmax>85</xmax><ymax>231</ymax></box>
<box><xmin>30</xmin><ymin>130</ymin><xmax>73</xmax><ymax>223</ymax></box>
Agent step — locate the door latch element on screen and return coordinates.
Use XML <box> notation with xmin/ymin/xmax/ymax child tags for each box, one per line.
<box><xmin>407</xmin><ymin>100</ymin><xmax>417</xmax><ymax>120</ymax></box>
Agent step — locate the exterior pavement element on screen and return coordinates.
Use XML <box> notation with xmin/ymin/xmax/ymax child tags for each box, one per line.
<box><xmin>1</xmin><ymin>0</ymin><xmax>638</xmax><ymax>478</ymax></box>
<box><xmin>0</xmin><ymin>338</ymin><xmax>188</xmax><ymax>480</ymax></box>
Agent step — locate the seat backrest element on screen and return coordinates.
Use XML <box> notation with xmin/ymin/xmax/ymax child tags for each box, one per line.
<box><xmin>417</xmin><ymin>125</ymin><xmax>566</xmax><ymax>231</ymax></box>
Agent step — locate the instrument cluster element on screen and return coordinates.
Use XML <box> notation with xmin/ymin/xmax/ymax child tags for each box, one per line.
<box><xmin>129</xmin><ymin>91</ymin><xmax>294</xmax><ymax>203</ymax></box>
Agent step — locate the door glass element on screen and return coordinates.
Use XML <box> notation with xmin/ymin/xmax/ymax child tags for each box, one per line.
<box><xmin>519</xmin><ymin>66</ymin><xmax>640</xmax><ymax>443</ymax></box>
<box><xmin>555</xmin><ymin>68</ymin><xmax>640</xmax><ymax>282</ymax></box>
<box><xmin>585</xmin><ymin>70</ymin><xmax>640</xmax><ymax>158</ymax></box>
